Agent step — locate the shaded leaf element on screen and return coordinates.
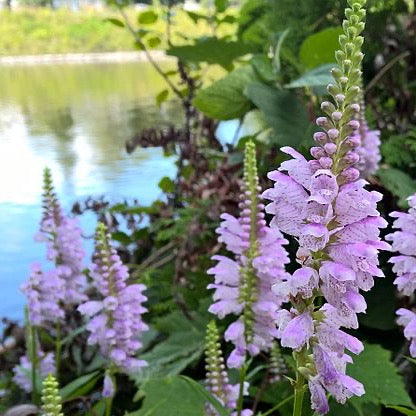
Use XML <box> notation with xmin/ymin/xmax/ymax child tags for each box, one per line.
<box><xmin>111</xmin><ymin>231</ymin><xmax>131</xmax><ymax>245</ymax></box>
<box><xmin>251</xmin><ymin>55</ymin><xmax>275</xmax><ymax>83</ymax></box>
<box><xmin>377</xmin><ymin>168</ymin><xmax>416</xmax><ymax>208</ymax></box>
<box><xmin>60</xmin><ymin>371</ymin><xmax>101</xmax><ymax>401</ymax></box>
<box><xmin>194</xmin><ymin>66</ymin><xmax>257</xmax><ymax>120</ymax></box>
<box><xmin>214</xmin><ymin>0</ymin><xmax>228</xmax><ymax>13</ymax></box>
<box><xmin>348</xmin><ymin>344</ymin><xmax>412</xmax><ymax>410</ymax></box>
<box><xmin>147</xmin><ymin>36</ymin><xmax>161</xmax><ymax>48</ymax></box>
<box><xmin>299</xmin><ymin>27</ymin><xmax>343</xmax><ymax>69</ymax></box>
<box><xmin>286</xmin><ymin>63</ymin><xmax>334</xmax><ymax>88</ymax></box>
<box><xmin>273</xmin><ymin>29</ymin><xmax>290</xmax><ymax>75</ymax></box>
<box><xmin>387</xmin><ymin>406</ymin><xmax>416</xmax><ymax>415</ymax></box>
<box><xmin>104</xmin><ymin>17</ymin><xmax>125</xmax><ymax>28</ymax></box>
<box><xmin>244</xmin><ymin>82</ymin><xmax>310</xmax><ymax>146</ymax></box>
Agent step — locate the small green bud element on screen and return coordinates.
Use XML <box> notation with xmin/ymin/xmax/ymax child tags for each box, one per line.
<box><xmin>41</xmin><ymin>374</ymin><xmax>64</xmax><ymax>416</ymax></box>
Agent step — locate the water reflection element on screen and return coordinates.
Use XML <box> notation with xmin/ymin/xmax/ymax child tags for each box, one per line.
<box><xmin>0</xmin><ymin>61</ymin><xmax>181</xmax><ymax>320</ymax></box>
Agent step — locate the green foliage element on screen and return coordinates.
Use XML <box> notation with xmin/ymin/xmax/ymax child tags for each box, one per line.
<box><xmin>194</xmin><ymin>66</ymin><xmax>258</xmax><ymax>120</ymax></box>
<box><xmin>377</xmin><ymin>168</ymin><xmax>416</xmax><ymax>208</ymax></box>
<box><xmin>60</xmin><ymin>371</ymin><xmax>101</xmax><ymax>401</ymax></box>
<box><xmin>387</xmin><ymin>406</ymin><xmax>416</xmax><ymax>415</ymax></box>
<box><xmin>299</xmin><ymin>27</ymin><xmax>343</xmax><ymax>69</ymax></box>
<box><xmin>130</xmin><ymin>376</ymin><xmax>228</xmax><ymax>416</ymax></box>
<box><xmin>138</xmin><ymin>10</ymin><xmax>158</xmax><ymax>25</ymax></box>
<box><xmin>167</xmin><ymin>38</ymin><xmax>254</xmax><ymax>70</ymax></box>
<box><xmin>244</xmin><ymin>83</ymin><xmax>310</xmax><ymax>146</ymax></box>
<box><xmin>348</xmin><ymin>344</ymin><xmax>413</xmax><ymax>411</ymax></box>
<box><xmin>285</xmin><ymin>63</ymin><xmax>334</xmax><ymax>88</ymax></box>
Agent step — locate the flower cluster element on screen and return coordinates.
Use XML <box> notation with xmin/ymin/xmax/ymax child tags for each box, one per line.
<box><xmin>354</xmin><ymin>96</ymin><xmax>381</xmax><ymax>178</ymax></box>
<box><xmin>78</xmin><ymin>222</ymin><xmax>148</xmax><ymax>374</ymax></box>
<box><xmin>35</xmin><ymin>167</ymin><xmax>86</xmax><ymax>305</ymax></box>
<box><xmin>22</xmin><ymin>168</ymin><xmax>87</xmax><ymax>327</ymax></box>
<box><xmin>386</xmin><ymin>194</ymin><xmax>416</xmax><ymax>357</ymax></box>
<box><xmin>208</xmin><ymin>141</ymin><xmax>290</xmax><ymax>368</ymax></box>
<box><xmin>263</xmin><ymin>0</ymin><xmax>389</xmax><ymax>413</ymax></box>
<box><xmin>13</xmin><ymin>351</ymin><xmax>55</xmax><ymax>393</ymax></box>
<box><xmin>204</xmin><ymin>321</ymin><xmax>252</xmax><ymax>416</ymax></box>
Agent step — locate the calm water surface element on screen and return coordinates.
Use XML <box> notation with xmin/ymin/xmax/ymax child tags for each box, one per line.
<box><xmin>0</xmin><ymin>61</ymin><xmax>182</xmax><ymax>321</ymax></box>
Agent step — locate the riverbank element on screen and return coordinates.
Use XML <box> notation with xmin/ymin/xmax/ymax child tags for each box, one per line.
<box><xmin>0</xmin><ymin>50</ymin><xmax>173</xmax><ymax>65</ymax></box>
<box><xmin>0</xmin><ymin>7</ymin><xmax>235</xmax><ymax>56</ymax></box>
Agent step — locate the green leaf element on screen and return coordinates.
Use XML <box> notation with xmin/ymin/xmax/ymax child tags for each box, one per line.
<box><xmin>193</xmin><ymin>66</ymin><xmax>257</xmax><ymax>120</ymax></box>
<box><xmin>147</xmin><ymin>36</ymin><xmax>161</xmax><ymax>48</ymax></box>
<box><xmin>60</xmin><ymin>371</ymin><xmax>101</xmax><ymax>401</ymax></box>
<box><xmin>185</xmin><ymin>11</ymin><xmax>208</xmax><ymax>24</ymax></box>
<box><xmin>111</xmin><ymin>231</ymin><xmax>131</xmax><ymax>245</ymax></box>
<box><xmin>180</xmin><ymin>376</ymin><xmax>229</xmax><ymax>416</ymax></box>
<box><xmin>156</xmin><ymin>89</ymin><xmax>169</xmax><ymax>107</ymax></box>
<box><xmin>103</xmin><ymin>17</ymin><xmax>125</xmax><ymax>28</ymax></box>
<box><xmin>387</xmin><ymin>406</ymin><xmax>416</xmax><ymax>415</ymax></box>
<box><xmin>158</xmin><ymin>176</ymin><xmax>175</xmax><ymax>193</ymax></box>
<box><xmin>138</xmin><ymin>10</ymin><xmax>158</xmax><ymax>25</ymax></box>
<box><xmin>348</xmin><ymin>344</ymin><xmax>413</xmax><ymax>410</ymax></box>
<box><xmin>251</xmin><ymin>55</ymin><xmax>275</xmax><ymax>83</ymax></box>
<box><xmin>377</xmin><ymin>168</ymin><xmax>416</xmax><ymax>208</ymax></box>
<box><xmin>214</xmin><ymin>0</ymin><xmax>228</xmax><ymax>13</ymax></box>
<box><xmin>244</xmin><ymin>82</ymin><xmax>310</xmax><ymax>146</ymax></box>
<box><xmin>132</xmin><ymin>376</ymin><xmax>209</xmax><ymax>416</ymax></box>
<box><xmin>299</xmin><ymin>27</ymin><xmax>343</xmax><ymax>69</ymax></box>
<box><xmin>273</xmin><ymin>29</ymin><xmax>290</xmax><ymax>75</ymax></box>
<box><xmin>167</xmin><ymin>38</ymin><xmax>254</xmax><ymax>69</ymax></box>
<box><xmin>286</xmin><ymin>63</ymin><xmax>334</xmax><ymax>88</ymax></box>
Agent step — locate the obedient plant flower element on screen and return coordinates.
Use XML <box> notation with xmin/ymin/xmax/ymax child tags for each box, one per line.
<box><xmin>354</xmin><ymin>93</ymin><xmax>381</xmax><ymax>178</ymax></box>
<box><xmin>263</xmin><ymin>1</ymin><xmax>389</xmax><ymax>414</ymax></box>
<box><xmin>386</xmin><ymin>194</ymin><xmax>416</xmax><ymax>357</ymax></box>
<box><xmin>13</xmin><ymin>351</ymin><xmax>55</xmax><ymax>393</ymax></box>
<box><xmin>204</xmin><ymin>321</ymin><xmax>252</xmax><ymax>416</ymax></box>
<box><xmin>41</xmin><ymin>373</ymin><xmax>64</xmax><ymax>416</ymax></box>
<box><xmin>208</xmin><ymin>140</ymin><xmax>290</xmax><ymax>368</ymax></box>
<box><xmin>78</xmin><ymin>223</ymin><xmax>148</xmax><ymax>374</ymax></box>
<box><xmin>35</xmin><ymin>167</ymin><xmax>86</xmax><ymax>305</ymax></box>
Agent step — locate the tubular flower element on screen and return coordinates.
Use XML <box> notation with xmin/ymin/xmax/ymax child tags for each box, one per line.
<box><xmin>34</xmin><ymin>167</ymin><xmax>86</xmax><ymax>305</ymax></box>
<box><xmin>208</xmin><ymin>141</ymin><xmax>290</xmax><ymax>368</ymax></box>
<box><xmin>204</xmin><ymin>321</ymin><xmax>252</xmax><ymax>416</ymax></box>
<box><xmin>41</xmin><ymin>373</ymin><xmax>64</xmax><ymax>416</ymax></box>
<box><xmin>78</xmin><ymin>223</ymin><xmax>148</xmax><ymax>373</ymax></box>
<box><xmin>21</xmin><ymin>263</ymin><xmax>65</xmax><ymax>326</ymax></box>
<box><xmin>263</xmin><ymin>1</ymin><xmax>389</xmax><ymax>413</ymax></box>
<box><xmin>354</xmin><ymin>95</ymin><xmax>381</xmax><ymax>178</ymax></box>
<box><xmin>13</xmin><ymin>351</ymin><xmax>55</xmax><ymax>393</ymax></box>
<box><xmin>386</xmin><ymin>194</ymin><xmax>416</xmax><ymax>357</ymax></box>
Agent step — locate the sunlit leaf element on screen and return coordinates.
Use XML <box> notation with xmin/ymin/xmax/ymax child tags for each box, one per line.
<box><xmin>138</xmin><ymin>10</ymin><xmax>158</xmax><ymax>25</ymax></box>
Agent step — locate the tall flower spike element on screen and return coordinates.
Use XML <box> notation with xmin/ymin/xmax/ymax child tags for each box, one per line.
<box><xmin>41</xmin><ymin>373</ymin><xmax>64</xmax><ymax>416</ymax></box>
<box><xmin>353</xmin><ymin>79</ymin><xmax>381</xmax><ymax>178</ymax></box>
<box><xmin>78</xmin><ymin>223</ymin><xmax>148</xmax><ymax>374</ymax></box>
<box><xmin>386</xmin><ymin>193</ymin><xmax>416</xmax><ymax>357</ymax></box>
<box><xmin>269</xmin><ymin>342</ymin><xmax>287</xmax><ymax>384</ymax></box>
<box><xmin>208</xmin><ymin>140</ymin><xmax>290</xmax><ymax>368</ymax></box>
<box><xmin>263</xmin><ymin>1</ymin><xmax>389</xmax><ymax>414</ymax></box>
<box><xmin>35</xmin><ymin>167</ymin><xmax>86</xmax><ymax>306</ymax></box>
<box><xmin>204</xmin><ymin>321</ymin><xmax>252</xmax><ymax>416</ymax></box>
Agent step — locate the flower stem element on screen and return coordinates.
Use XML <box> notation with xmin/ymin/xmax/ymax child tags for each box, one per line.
<box><xmin>236</xmin><ymin>363</ymin><xmax>247</xmax><ymax>416</ymax></box>
<box><xmin>30</xmin><ymin>325</ymin><xmax>39</xmax><ymax>405</ymax></box>
<box><xmin>105</xmin><ymin>396</ymin><xmax>113</xmax><ymax>416</ymax></box>
<box><xmin>292</xmin><ymin>353</ymin><xmax>306</xmax><ymax>416</ymax></box>
<box><xmin>55</xmin><ymin>321</ymin><xmax>61</xmax><ymax>378</ymax></box>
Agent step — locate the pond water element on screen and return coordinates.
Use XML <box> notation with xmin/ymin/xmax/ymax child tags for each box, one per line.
<box><xmin>0</xmin><ymin>61</ymin><xmax>182</xmax><ymax>322</ymax></box>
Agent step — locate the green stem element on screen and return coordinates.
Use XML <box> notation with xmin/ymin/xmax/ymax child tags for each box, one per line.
<box><xmin>262</xmin><ymin>394</ymin><xmax>295</xmax><ymax>416</ymax></box>
<box><xmin>236</xmin><ymin>363</ymin><xmax>247</xmax><ymax>416</ymax></box>
<box><xmin>55</xmin><ymin>321</ymin><xmax>61</xmax><ymax>378</ymax></box>
<box><xmin>30</xmin><ymin>325</ymin><xmax>39</xmax><ymax>405</ymax></box>
<box><xmin>105</xmin><ymin>366</ymin><xmax>116</xmax><ymax>416</ymax></box>
<box><xmin>292</xmin><ymin>353</ymin><xmax>306</xmax><ymax>416</ymax></box>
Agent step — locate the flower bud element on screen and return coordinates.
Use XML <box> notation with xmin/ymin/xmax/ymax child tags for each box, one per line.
<box><xmin>319</xmin><ymin>157</ymin><xmax>333</xmax><ymax>169</ymax></box>
<box><xmin>324</xmin><ymin>143</ymin><xmax>337</xmax><ymax>155</ymax></box>
<box><xmin>341</xmin><ymin>167</ymin><xmax>360</xmax><ymax>182</ymax></box>
<box><xmin>313</xmin><ymin>132</ymin><xmax>328</xmax><ymax>144</ymax></box>
<box><xmin>311</xmin><ymin>147</ymin><xmax>326</xmax><ymax>159</ymax></box>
